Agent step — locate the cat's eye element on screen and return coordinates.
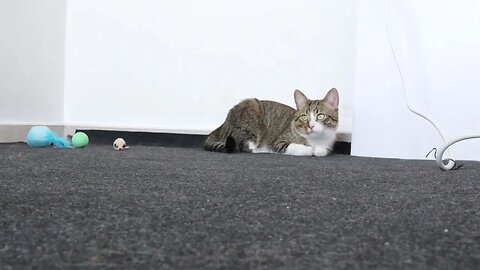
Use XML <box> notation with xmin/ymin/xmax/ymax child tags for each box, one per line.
<box><xmin>317</xmin><ymin>114</ymin><xmax>326</xmax><ymax>121</ymax></box>
<box><xmin>300</xmin><ymin>114</ymin><xmax>308</xmax><ymax>121</ymax></box>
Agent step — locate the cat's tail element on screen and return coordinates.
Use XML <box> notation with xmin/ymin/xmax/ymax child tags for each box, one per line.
<box><xmin>203</xmin><ymin>125</ymin><xmax>236</xmax><ymax>153</ymax></box>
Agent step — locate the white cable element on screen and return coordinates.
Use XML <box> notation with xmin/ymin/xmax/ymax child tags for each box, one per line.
<box><xmin>385</xmin><ymin>0</ymin><xmax>448</xmax><ymax>143</ymax></box>
<box><xmin>385</xmin><ymin>0</ymin><xmax>480</xmax><ymax>170</ymax></box>
<box><xmin>436</xmin><ymin>136</ymin><xmax>480</xmax><ymax>170</ymax></box>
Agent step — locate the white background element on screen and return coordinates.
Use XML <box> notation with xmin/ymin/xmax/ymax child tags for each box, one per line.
<box><xmin>63</xmin><ymin>0</ymin><xmax>357</xmax><ymax>134</ymax></box>
<box><xmin>352</xmin><ymin>0</ymin><xmax>480</xmax><ymax>161</ymax></box>
<box><xmin>0</xmin><ymin>0</ymin><xmax>66</xmax><ymax>125</ymax></box>
<box><xmin>3</xmin><ymin>0</ymin><xmax>479</xmax><ymax>162</ymax></box>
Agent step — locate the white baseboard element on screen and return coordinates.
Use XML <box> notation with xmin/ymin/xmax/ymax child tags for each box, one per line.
<box><xmin>336</xmin><ymin>132</ymin><xmax>351</xmax><ymax>143</ymax></box>
<box><xmin>66</xmin><ymin>125</ymin><xmax>352</xmax><ymax>142</ymax></box>
<box><xmin>63</xmin><ymin>125</ymin><xmax>212</xmax><ymax>136</ymax></box>
<box><xmin>0</xmin><ymin>125</ymin><xmax>65</xmax><ymax>143</ymax></box>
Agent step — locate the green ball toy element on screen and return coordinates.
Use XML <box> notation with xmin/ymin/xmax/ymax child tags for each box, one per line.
<box><xmin>72</xmin><ymin>132</ymin><xmax>89</xmax><ymax>148</ymax></box>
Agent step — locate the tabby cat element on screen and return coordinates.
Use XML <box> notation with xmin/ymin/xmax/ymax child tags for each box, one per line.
<box><xmin>204</xmin><ymin>88</ymin><xmax>339</xmax><ymax>156</ymax></box>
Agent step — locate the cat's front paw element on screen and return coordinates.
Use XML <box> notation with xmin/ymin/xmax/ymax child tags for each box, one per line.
<box><xmin>313</xmin><ymin>147</ymin><xmax>330</xmax><ymax>157</ymax></box>
<box><xmin>285</xmin><ymin>143</ymin><xmax>314</xmax><ymax>156</ymax></box>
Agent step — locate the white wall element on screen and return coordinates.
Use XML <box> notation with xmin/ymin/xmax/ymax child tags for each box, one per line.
<box><xmin>0</xmin><ymin>0</ymin><xmax>66</xmax><ymax>126</ymax></box>
<box><xmin>352</xmin><ymin>0</ymin><xmax>480</xmax><ymax>161</ymax></box>
<box><xmin>64</xmin><ymin>0</ymin><xmax>357</xmax><ymax>135</ymax></box>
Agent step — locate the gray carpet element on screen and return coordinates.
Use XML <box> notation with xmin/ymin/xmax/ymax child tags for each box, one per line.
<box><xmin>1</xmin><ymin>143</ymin><xmax>479</xmax><ymax>269</ymax></box>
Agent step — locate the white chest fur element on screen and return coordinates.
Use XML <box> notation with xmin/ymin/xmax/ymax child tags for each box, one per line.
<box><xmin>304</xmin><ymin>128</ymin><xmax>337</xmax><ymax>149</ymax></box>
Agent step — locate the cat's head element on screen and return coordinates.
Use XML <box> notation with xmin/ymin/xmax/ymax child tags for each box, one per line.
<box><xmin>292</xmin><ymin>88</ymin><xmax>339</xmax><ymax>137</ymax></box>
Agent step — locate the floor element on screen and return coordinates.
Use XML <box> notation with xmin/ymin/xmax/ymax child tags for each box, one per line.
<box><xmin>1</xmin><ymin>143</ymin><xmax>479</xmax><ymax>269</ymax></box>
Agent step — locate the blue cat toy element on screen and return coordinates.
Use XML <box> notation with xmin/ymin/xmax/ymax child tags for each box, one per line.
<box><xmin>26</xmin><ymin>126</ymin><xmax>72</xmax><ymax>148</ymax></box>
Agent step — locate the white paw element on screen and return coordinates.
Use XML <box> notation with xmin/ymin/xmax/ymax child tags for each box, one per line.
<box><xmin>313</xmin><ymin>147</ymin><xmax>329</xmax><ymax>157</ymax></box>
<box><xmin>285</xmin><ymin>143</ymin><xmax>314</xmax><ymax>156</ymax></box>
<box><xmin>247</xmin><ymin>141</ymin><xmax>257</xmax><ymax>151</ymax></box>
<box><xmin>248</xmin><ymin>141</ymin><xmax>273</xmax><ymax>154</ymax></box>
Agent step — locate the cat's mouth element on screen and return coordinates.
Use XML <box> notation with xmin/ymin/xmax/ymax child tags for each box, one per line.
<box><xmin>305</xmin><ymin>126</ymin><xmax>328</xmax><ymax>136</ymax></box>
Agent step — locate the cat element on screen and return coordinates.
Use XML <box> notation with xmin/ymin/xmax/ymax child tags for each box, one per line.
<box><xmin>203</xmin><ymin>88</ymin><xmax>339</xmax><ymax>156</ymax></box>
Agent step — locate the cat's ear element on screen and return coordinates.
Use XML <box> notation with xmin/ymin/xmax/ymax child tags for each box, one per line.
<box><xmin>324</xmin><ymin>88</ymin><xmax>339</xmax><ymax>111</ymax></box>
<box><xmin>294</xmin><ymin>89</ymin><xmax>309</xmax><ymax>110</ymax></box>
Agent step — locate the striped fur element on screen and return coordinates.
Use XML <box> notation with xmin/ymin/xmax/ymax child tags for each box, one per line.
<box><xmin>204</xmin><ymin>88</ymin><xmax>339</xmax><ymax>156</ymax></box>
